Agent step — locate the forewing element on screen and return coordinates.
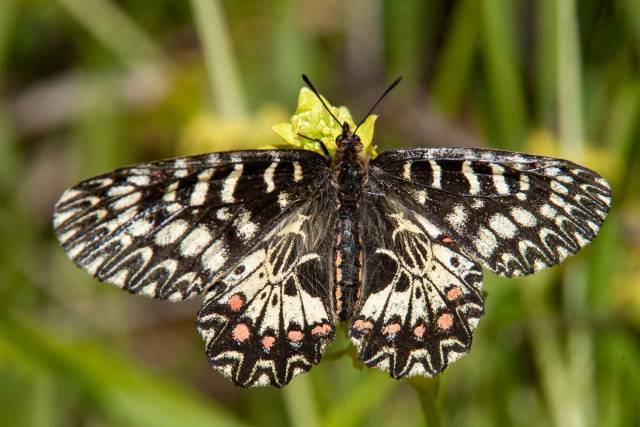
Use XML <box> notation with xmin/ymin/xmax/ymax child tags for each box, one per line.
<box><xmin>196</xmin><ymin>195</ymin><xmax>337</xmax><ymax>387</ymax></box>
<box><xmin>370</xmin><ymin>148</ymin><xmax>611</xmax><ymax>277</ymax></box>
<box><xmin>53</xmin><ymin>150</ymin><xmax>328</xmax><ymax>301</ymax></box>
<box><xmin>350</xmin><ymin>191</ymin><xmax>484</xmax><ymax>378</ymax></box>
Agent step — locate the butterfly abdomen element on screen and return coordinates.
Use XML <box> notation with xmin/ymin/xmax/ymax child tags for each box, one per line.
<box><xmin>333</xmin><ymin>148</ymin><xmax>366</xmax><ymax>321</ymax></box>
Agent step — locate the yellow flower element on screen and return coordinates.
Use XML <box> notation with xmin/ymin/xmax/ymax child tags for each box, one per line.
<box><xmin>272</xmin><ymin>87</ymin><xmax>378</xmax><ymax>157</ymax></box>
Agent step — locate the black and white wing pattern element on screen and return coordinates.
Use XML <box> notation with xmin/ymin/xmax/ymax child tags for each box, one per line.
<box><xmin>349</xmin><ymin>147</ymin><xmax>610</xmax><ymax>379</ymax></box>
<box><xmin>196</xmin><ymin>195</ymin><xmax>338</xmax><ymax>387</ymax></box>
<box><xmin>53</xmin><ymin>150</ymin><xmax>329</xmax><ymax>301</ymax></box>
<box><xmin>350</xmin><ymin>191</ymin><xmax>484</xmax><ymax>378</ymax></box>
<box><xmin>370</xmin><ymin>148</ymin><xmax>611</xmax><ymax>277</ymax></box>
<box><xmin>53</xmin><ymin>141</ymin><xmax>612</xmax><ymax>386</ymax></box>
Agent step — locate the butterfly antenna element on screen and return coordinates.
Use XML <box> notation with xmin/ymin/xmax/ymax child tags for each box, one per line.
<box><xmin>353</xmin><ymin>76</ymin><xmax>402</xmax><ymax>135</ymax></box>
<box><xmin>298</xmin><ymin>132</ymin><xmax>330</xmax><ymax>157</ymax></box>
<box><xmin>301</xmin><ymin>74</ymin><xmax>343</xmax><ymax>127</ymax></box>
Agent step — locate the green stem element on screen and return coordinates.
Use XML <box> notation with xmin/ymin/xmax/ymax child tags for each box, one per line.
<box><xmin>283</xmin><ymin>375</ymin><xmax>319</xmax><ymax>427</ymax></box>
<box><xmin>480</xmin><ymin>0</ymin><xmax>526</xmax><ymax>149</ymax></box>
<box><xmin>190</xmin><ymin>0</ymin><xmax>246</xmax><ymax>117</ymax></box>
<box><xmin>409</xmin><ymin>377</ymin><xmax>442</xmax><ymax>427</ymax></box>
<box><xmin>534</xmin><ymin>0</ymin><xmax>557</xmax><ymax>126</ymax></box>
<box><xmin>322</xmin><ymin>373</ymin><xmax>395</xmax><ymax>427</ymax></box>
<box><xmin>271</xmin><ymin>0</ymin><xmax>309</xmax><ymax>101</ymax></box>
<box><xmin>56</xmin><ymin>0</ymin><xmax>167</xmax><ymax>67</ymax></box>
<box><xmin>557</xmin><ymin>3</ymin><xmax>592</xmax><ymax>427</ymax></box>
<box><xmin>431</xmin><ymin>0</ymin><xmax>480</xmax><ymax>115</ymax></box>
<box><xmin>521</xmin><ymin>275</ymin><xmax>570</xmax><ymax>427</ymax></box>
<box><xmin>556</xmin><ymin>0</ymin><xmax>583</xmax><ymax>158</ymax></box>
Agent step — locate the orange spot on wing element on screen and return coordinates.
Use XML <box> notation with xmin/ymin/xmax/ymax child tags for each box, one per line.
<box><xmin>437</xmin><ymin>313</ymin><xmax>454</xmax><ymax>330</ymax></box>
<box><xmin>446</xmin><ymin>286</ymin><xmax>463</xmax><ymax>301</ymax></box>
<box><xmin>287</xmin><ymin>330</ymin><xmax>304</xmax><ymax>341</ymax></box>
<box><xmin>413</xmin><ymin>324</ymin><xmax>426</xmax><ymax>338</ymax></box>
<box><xmin>262</xmin><ymin>336</ymin><xmax>275</xmax><ymax>349</ymax></box>
<box><xmin>383</xmin><ymin>323</ymin><xmax>401</xmax><ymax>335</ymax></box>
<box><xmin>227</xmin><ymin>294</ymin><xmax>244</xmax><ymax>312</ymax></box>
<box><xmin>232</xmin><ymin>323</ymin><xmax>250</xmax><ymax>342</ymax></box>
<box><xmin>353</xmin><ymin>319</ymin><xmax>373</xmax><ymax>331</ymax></box>
<box><xmin>442</xmin><ymin>236</ymin><xmax>454</xmax><ymax>244</ymax></box>
<box><xmin>311</xmin><ymin>323</ymin><xmax>332</xmax><ymax>336</ymax></box>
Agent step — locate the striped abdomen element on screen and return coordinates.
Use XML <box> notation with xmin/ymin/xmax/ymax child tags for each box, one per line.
<box><xmin>333</xmin><ymin>157</ymin><xmax>365</xmax><ymax>321</ymax></box>
<box><xmin>334</xmin><ymin>207</ymin><xmax>363</xmax><ymax>321</ymax></box>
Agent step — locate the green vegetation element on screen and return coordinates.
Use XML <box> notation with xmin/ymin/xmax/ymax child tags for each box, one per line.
<box><xmin>1</xmin><ymin>1</ymin><xmax>639</xmax><ymax>426</ymax></box>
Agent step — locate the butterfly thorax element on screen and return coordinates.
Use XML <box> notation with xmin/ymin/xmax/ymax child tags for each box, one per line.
<box><xmin>332</xmin><ymin>126</ymin><xmax>367</xmax><ymax>321</ymax></box>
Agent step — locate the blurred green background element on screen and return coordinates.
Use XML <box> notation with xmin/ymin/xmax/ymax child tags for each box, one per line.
<box><xmin>1</xmin><ymin>0</ymin><xmax>639</xmax><ymax>426</ymax></box>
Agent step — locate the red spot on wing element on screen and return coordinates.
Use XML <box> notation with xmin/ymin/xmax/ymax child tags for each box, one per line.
<box><xmin>352</xmin><ymin>319</ymin><xmax>373</xmax><ymax>331</ymax></box>
<box><xmin>311</xmin><ymin>323</ymin><xmax>332</xmax><ymax>336</ymax></box>
<box><xmin>287</xmin><ymin>330</ymin><xmax>304</xmax><ymax>342</ymax></box>
<box><xmin>262</xmin><ymin>335</ymin><xmax>275</xmax><ymax>349</ymax></box>
<box><xmin>446</xmin><ymin>286</ymin><xmax>463</xmax><ymax>301</ymax></box>
<box><xmin>413</xmin><ymin>324</ymin><xmax>426</xmax><ymax>338</ymax></box>
<box><xmin>437</xmin><ymin>313</ymin><xmax>454</xmax><ymax>330</ymax></box>
<box><xmin>442</xmin><ymin>236</ymin><xmax>454</xmax><ymax>244</ymax></box>
<box><xmin>232</xmin><ymin>323</ymin><xmax>250</xmax><ymax>342</ymax></box>
<box><xmin>227</xmin><ymin>294</ymin><xmax>244</xmax><ymax>312</ymax></box>
<box><xmin>383</xmin><ymin>323</ymin><xmax>401</xmax><ymax>337</ymax></box>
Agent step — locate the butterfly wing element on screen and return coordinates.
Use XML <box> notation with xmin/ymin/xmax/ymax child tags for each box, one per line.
<box><xmin>369</xmin><ymin>148</ymin><xmax>611</xmax><ymax>277</ymax></box>
<box><xmin>53</xmin><ymin>150</ymin><xmax>329</xmax><ymax>301</ymax></box>
<box><xmin>349</xmin><ymin>188</ymin><xmax>484</xmax><ymax>378</ymax></box>
<box><xmin>349</xmin><ymin>147</ymin><xmax>610</xmax><ymax>379</ymax></box>
<box><xmin>196</xmin><ymin>193</ymin><xmax>337</xmax><ymax>387</ymax></box>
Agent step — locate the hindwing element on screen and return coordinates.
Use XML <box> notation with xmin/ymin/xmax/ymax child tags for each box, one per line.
<box><xmin>350</xmin><ymin>191</ymin><xmax>484</xmax><ymax>378</ymax></box>
<box><xmin>196</xmin><ymin>195</ymin><xmax>337</xmax><ymax>387</ymax></box>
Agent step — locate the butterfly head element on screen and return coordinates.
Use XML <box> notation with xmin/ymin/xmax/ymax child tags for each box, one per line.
<box><xmin>300</xmin><ymin>74</ymin><xmax>401</xmax><ymax>159</ymax></box>
<box><xmin>336</xmin><ymin>122</ymin><xmax>363</xmax><ymax>154</ymax></box>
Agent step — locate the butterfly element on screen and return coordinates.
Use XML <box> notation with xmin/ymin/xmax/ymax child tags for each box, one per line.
<box><xmin>52</xmin><ymin>76</ymin><xmax>611</xmax><ymax>387</ymax></box>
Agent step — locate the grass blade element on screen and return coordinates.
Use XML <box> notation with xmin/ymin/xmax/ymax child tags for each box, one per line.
<box><xmin>0</xmin><ymin>309</ymin><xmax>247</xmax><ymax>427</ymax></box>
<box><xmin>480</xmin><ymin>0</ymin><xmax>527</xmax><ymax>149</ymax></box>
<box><xmin>190</xmin><ymin>0</ymin><xmax>246</xmax><ymax>117</ymax></box>
<box><xmin>55</xmin><ymin>0</ymin><xmax>167</xmax><ymax>67</ymax></box>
